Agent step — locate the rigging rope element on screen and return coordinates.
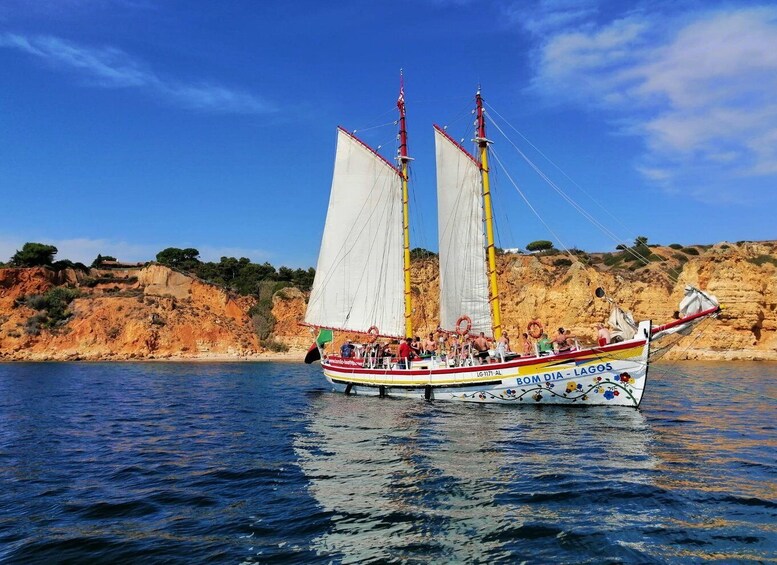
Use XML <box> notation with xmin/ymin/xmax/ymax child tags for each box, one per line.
<box><xmin>489</xmin><ymin>147</ymin><xmax>574</xmax><ymax>257</ymax></box>
<box><xmin>485</xmin><ymin>102</ymin><xmax>641</xmax><ymax>248</ymax></box>
<box><xmin>485</xmin><ymin>111</ymin><xmax>681</xmax><ymax>282</ymax></box>
<box><xmin>352</xmin><ymin>120</ymin><xmax>398</xmax><ymax>134</ymax></box>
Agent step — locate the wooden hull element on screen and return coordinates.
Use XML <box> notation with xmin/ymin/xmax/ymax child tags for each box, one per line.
<box><xmin>321</xmin><ymin>322</ymin><xmax>651</xmax><ymax>407</ymax></box>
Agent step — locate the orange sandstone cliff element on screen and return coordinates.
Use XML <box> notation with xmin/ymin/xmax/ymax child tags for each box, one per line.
<box><xmin>277</xmin><ymin>241</ymin><xmax>775</xmax><ymax>362</ymax></box>
<box><xmin>0</xmin><ymin>241</ymin><xmax>775</xmax><ymax>361</ymax></box>
<box><xmin>0</xmin><ymin>265</ymin><xmax>260</xmax><ymax>361</ymax></box>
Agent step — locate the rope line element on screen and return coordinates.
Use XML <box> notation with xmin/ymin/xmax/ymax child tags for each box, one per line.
<box><xmin>485</xmin><ymin>111</ymin><xmax>681</xmax><ymax>282</ymax></box>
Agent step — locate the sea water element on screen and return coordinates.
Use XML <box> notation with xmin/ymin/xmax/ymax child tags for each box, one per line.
<box><xmin>0</xmin><ymin>361</ymin><xmax>774</xmax><ymax>563</ymax></box>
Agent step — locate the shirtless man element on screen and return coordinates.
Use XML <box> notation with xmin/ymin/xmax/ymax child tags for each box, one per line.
<box><xmin>522</xmin><ymin>332</ymin><xmax>533</xmax><ymax>356</ymax></box>
<box><xmin>423</xmin><ymin>333</ymin><xmax>437</xmax><ymax>355</ymax></box>
<box><xmin>474</xmin><ymin>332</ymin><xmax>491</xmax><ymax>364</ymax></box>
<box><xmin>554</xmin><ymin>327</ymin><xmax>573</xmax><ymax>352</ymax></box>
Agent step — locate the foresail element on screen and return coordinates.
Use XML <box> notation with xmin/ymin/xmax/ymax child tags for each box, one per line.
<box><xmin>305</xmin><ymin>128</ymin><xmax>405</xmax><ymax>337</ymax></box>
<box><xmin>434</xmin><ymin>126</ymin><xmax>492</xmax><ymax>337</ymax></box>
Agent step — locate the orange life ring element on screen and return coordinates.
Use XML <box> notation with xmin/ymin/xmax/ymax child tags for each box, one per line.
<box><xmin>527</xmin><ymin>319</ymin><xmax>543</xmax><ymax>339</ymax></box>
<box><xmin>367</xmin><ymin>325</ymin><xmax>380</xmax><ymax>343</ymax></box>
<box><xmin>455</xmin><ymin>315</ymin><xmax>472</xmax><ymax>336</ymax></box>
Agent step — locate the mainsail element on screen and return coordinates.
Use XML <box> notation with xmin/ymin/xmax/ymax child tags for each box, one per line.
<box><xmin>434</xmin><ymin>126</ymin><xmax>492</xmax><ymax>336</ymax></box>
<box><xmin>304</xmin><ymin>128</ymin><xmax>405</xmax><ymax>336</ymax></box>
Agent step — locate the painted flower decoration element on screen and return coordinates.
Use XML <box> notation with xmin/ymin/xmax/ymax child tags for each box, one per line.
<box><xmin>613</xmin><ymin>390</ymin><xmax>620</xmax><ymax>396</ymax></box>
<box><xmin>582</xmin><ymin>394</ymin><xmax>588</xmax><ymax>401</ymax></box>
<box><xmin>565</xmin><ymin>381</ymin><xmax>577</xmax><ymax>394</ymax></box>
<box><xmin>595</xmin><ymin>387</ymin><xmax>604</xmax><ymax>394</ymax></box>
<box><xmin>619</xmin><ymin>373</ymin><xmax>632</xmax><ymax>383</ymax></box>
<box><xmin>596</xmin><ymin>376</ymin><xmax>602</xmax><ymax>382</ymax></box>
<box><xmin>545</xmin><ymin>382</ymin><xmax>554</xmax><ymax>389</ymax></box>
<box><xmin>576</xmin><ymin>383</ymin><xmax>583</xmax><ymax>391</ymax></box>
<box><xmin>533</xmin><ymin>391</ymin><xmax>543</xmax><ymax>402</ymax></box>
<box><xmin>603</xmin><ymin>390</ymin><xmax>615</xmax><ymax>400</ymax></box>
<box><xmin>478</xmin><ymin>392</ymin><xmax>486</xmax><ymax>400</ymax></box>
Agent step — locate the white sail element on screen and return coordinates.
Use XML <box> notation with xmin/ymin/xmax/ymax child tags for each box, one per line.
<box><xmin>434</xmin><ymin>126</ymin><xmax>492</xmax><ymax>337</ymax></box>
<box><xmin>305</xmin><ymin>128</ymin><xmax>405</xmax><ymax>336</ymax></box>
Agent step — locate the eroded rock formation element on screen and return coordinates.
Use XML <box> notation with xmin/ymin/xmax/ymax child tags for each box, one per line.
<box><xmin>1</xmin><ymin>241</ymin><xmax>775</xmax><ymax>361</ymax></box>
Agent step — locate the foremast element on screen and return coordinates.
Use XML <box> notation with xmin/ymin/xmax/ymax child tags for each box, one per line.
<box><xmin>476</xmin><ymin>89</ymin><xmax>503</xmax><ymax>339</ymax></box>
<box><xmin>397</xmin><ymin>72</ymin><xmax>413</xmax><ymax>338</ymax></box>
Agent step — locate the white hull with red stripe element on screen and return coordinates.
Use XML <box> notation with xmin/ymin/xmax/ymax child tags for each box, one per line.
<box><xmin>321</xmin><ymin>322</ymin><xmax>651</xmax><ymax>407</ymax></box>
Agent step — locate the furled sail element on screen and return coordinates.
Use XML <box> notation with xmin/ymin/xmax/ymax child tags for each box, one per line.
<box><xmin>434</xmin><ymin>126</ymin><xmax>492</xmax><ymax>337</ymax></box>
<box><xmin>305</xmin><ymin>128</ymin><xmax>405</xmax><ymax>336</ymax></box>
<box><xmin>651</xmin><ymin>286</ymin><xmax>720</xmax><ymax>342</ymax></box>
<box><xmin>679</xmin><ymin>286</ymin><xmax>719</xmax><ymax>317</ymax></box>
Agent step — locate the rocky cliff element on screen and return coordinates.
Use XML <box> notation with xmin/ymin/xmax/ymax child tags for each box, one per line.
<box><xmin>0</xmin><ymin>265</ymin><xmax>260</xmax><ymax>360</ymax></box>
<box><xmin>1</xmin><ymin>241</ymin><xmax>775</xmax><ymax>361</ymax></box>
<box><xmin>277</xmin><ymin>241</ymin><xmax>777</xmax><ymax>361</ymax></box>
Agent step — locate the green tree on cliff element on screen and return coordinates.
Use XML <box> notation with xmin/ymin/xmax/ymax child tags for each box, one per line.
<box><xmin>10</xmin><ymin>243</ymin><xmax>58</xmax><ymax>267</ymax></box>
<box><xmin>156</xmin><ymin>247</ymin><xmax>201</xmax><ymax>271</ymax></box>
<box><xmin>91</xmin><ymin>254</ymin><xmax>117</xmax><ymax>268</ymax></box>
<box><xmin>526</xmin><ymin>240</ymin><xmax>555</xmax><ymax>252</ymax></box>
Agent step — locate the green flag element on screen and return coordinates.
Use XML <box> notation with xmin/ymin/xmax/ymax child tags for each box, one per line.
<box><xmin>316</xmin><ymin>329</ymin><xmax>333</xmax><ymax>346</ymax></box>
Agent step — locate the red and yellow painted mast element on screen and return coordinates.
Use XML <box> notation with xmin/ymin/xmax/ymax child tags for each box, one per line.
<box><xmin>476</xmin><ymin>89</ymin><xmax>503</xmax><ymax>339</ymax></box>
<box><xmin>397</xmin><ymin>72</ymin><xmax>413</xmax><ymax>338</ymax></box>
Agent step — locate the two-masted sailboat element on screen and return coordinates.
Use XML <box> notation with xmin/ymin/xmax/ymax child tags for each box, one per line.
<box><xmin>303</xmin><ymin>82</ymin><xmax>720</xmax><ymax>406</ymax></box>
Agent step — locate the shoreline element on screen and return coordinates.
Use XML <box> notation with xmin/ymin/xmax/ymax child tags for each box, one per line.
<box><xmin>1</xmin><ymin>351</ymin><xmax>775</xmax><ymax>363</ymax></box>
<box><xmin>0</xmin><ymin>350</ymin><xmax>310</xmax><ymax>363</ymax></box>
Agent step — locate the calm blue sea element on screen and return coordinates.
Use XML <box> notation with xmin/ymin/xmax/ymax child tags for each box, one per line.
<box><xmin>0</xmin><ymin>361</ymin><xmax>775</xmax><ymax>564</ymax></box>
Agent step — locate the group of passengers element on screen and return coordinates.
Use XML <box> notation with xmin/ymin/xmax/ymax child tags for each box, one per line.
<box><xmin>339</xmin><ymin>322</ymin><xmax>613</xmax><ymax>367</ymax></box>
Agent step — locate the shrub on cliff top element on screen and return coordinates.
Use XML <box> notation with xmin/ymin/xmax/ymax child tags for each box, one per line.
<box><xmin>156</xmin><ymin>247</ymin><xmax>202</xmax><ymax>271</ymax></box>
<box><xmin>526</xmin><ymin>240</ymin><xmax>554</xmax><ymax>252</ymax></box>
<box><xmin>10</xmin><ymin>243</ymin><xmax>58</xmax><ymax>267</ymax></box>
<box><xmin>410</xmin><ymin>247</ymin><xmax>437</xmax><ymax>260</ymax></box>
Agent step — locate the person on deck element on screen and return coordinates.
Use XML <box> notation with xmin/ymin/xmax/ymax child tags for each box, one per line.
<box><xmin>537</xmin><ymin>333</ymin><xmax>554</xmax><ymax>356</ymax></box>
<box><xmin>474</xmin><ymin>332</ymin><xmax>491</xmax><ymax>364</ymax></box>
<box><xmin>522</xmin><ymin>333</ymin><xmax>533</xmax><ymax>357</ymax></box>
<box><xmin>423</xmin><ymin>333</ymin><xmax>437</xmax><ymax>355</ymax></box>
<box><xmin>340</xmin><ymin>340</ymin><xmax>355</xmax><ymax>358</ymax></box>
<box><xmin>437</xmin><ymin>330</ymin><xmax>447</xmax><ymax>354</ymax></box>
<box><xmin>411</xmin><ymin>336</ymin><xmax>422</xmax><ymax>357</ymax></box>
<box><xmin>495</xmin><ymin>331</ymin><xmax>510</xmax><ymax>362</ymax></box>
<box><xmin>596</xmin><ymin>323</ymin><xmax>612</xmax><ymax>346</ymax></box>
<box><xmin>460</xmin><ymin>336</ymin><xmax>473</xmax><ymax>365</ymax></box>
<box><xmin>448</xmin><ymin>334</ymin><xmax>460</xmax><ymax>361</ymax></box>
<box><xmin>554</xmin><ymin>328</ymin><xmax>573</xmax><ymax>352</ymax></box>
<box><xmin>398</xmin><ymin>337</ymin><xmax>415</xmax><ymax>369</ymax></box>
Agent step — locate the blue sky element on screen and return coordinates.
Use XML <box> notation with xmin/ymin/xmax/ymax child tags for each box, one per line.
<box><xmin>1</xmin><ymin>0</ymin><xmax>775</xmax><ymax>268</ymax></box>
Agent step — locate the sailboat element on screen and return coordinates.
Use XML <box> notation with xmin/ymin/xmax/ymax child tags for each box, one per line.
<box><xmin>303</xmin><ymin>81</ymin><xmax>721</xmax><ymax>406</ymax></box>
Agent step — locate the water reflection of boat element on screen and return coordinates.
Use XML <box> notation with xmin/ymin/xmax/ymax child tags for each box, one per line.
<box><xmin>295</xmin><ymin>394</ymin><xmax>655</xmax><ymax>561</ymax></box>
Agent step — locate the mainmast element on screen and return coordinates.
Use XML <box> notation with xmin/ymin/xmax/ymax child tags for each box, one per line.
<box><xmin>475</xmin><ymin>89</ymin><xmax>503</xmax><ymax>339</ymax></box>
<box><xmin>397</xmin><ymin>72</ymin><xmax>413</xmax><ymax>338</ymax></box>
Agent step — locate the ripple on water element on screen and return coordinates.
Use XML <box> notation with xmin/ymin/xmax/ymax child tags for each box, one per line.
<box><xmin>0</xmin><ymin>361</ymin><xmax>775</xmax><ymax>563</ymax></box>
